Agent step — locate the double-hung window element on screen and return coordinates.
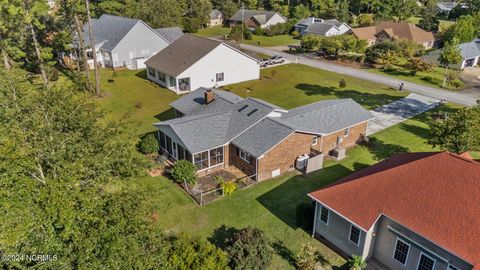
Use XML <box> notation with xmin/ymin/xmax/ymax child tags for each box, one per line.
<box><xmin>320</xmin><ymin>205</ymin><xmax>329</xmax><ymax>224</ymax></box>
<box><xmin>216</xmin><ymin>72</ymin><xmax>224</xmax><ymax>82</ymax></box>
<box><xmin>349</xmin><ymin>225</ymin><xmax>360</xmax><ymax>245</ymax></box>
<box><xmin>194</xmin><ymin>151</ymin><xmax>209</xmax><ymax>170</ymax></box>
<box><xmin>344</xmin><ymin>127</ymin><xmax>350</xmax><ymax>137</ymax></box>
<box><xmin>393</xmin><ymin>238</ymin><xmax>410</xmax><ymax>265</ymax></box>
<box><xmin>209</xmin><ymin>147</ymin><xmax>224</xmax><ymax>167</ymax></box>
<box><xmin>417</xmin><ymin>253</ymin><xmax>436</xmax><ymax>270</ymax></box>
<box><xmin>239</xmin><ymin>149</ymin><xmax>251</xmax><ymax>163</ymax></box>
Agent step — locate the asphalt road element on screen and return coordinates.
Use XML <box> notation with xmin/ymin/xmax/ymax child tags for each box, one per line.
<box><xmin>240</xmin><ymin>43</ymin><xmax>479</xmax><ymax>107</ymax></box>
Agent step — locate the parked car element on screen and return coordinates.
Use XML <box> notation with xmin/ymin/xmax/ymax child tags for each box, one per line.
<box><xmin>269</xmin><ymin>55</ymin><xmax>286</xmax><ymax>64</ymax></box>
<box><xmin>260</xmin><ymin>59</ymin><xmax>270</xmax><ymax>67</ymax></box>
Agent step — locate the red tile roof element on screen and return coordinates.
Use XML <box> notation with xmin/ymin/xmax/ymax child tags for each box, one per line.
<box><xmin>309</xmin><ymin>152</ymin><xmax>480</xmax><ymax>268</ymax></box>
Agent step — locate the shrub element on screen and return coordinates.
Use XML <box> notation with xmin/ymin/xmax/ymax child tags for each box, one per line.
<box><xmin>265</xmin><ymin>23</ymin><xmax>286</xmax><ymax>36</ymax></box>
<box><xmin>45</xmin><ymin>66</ymin><xmax>59</xmax><ymax>81</ymax></box>
<box><xmin>291</xmin><ymin>30</ymin><xmax>300</xmax><ymax>38</ymax></box>
<box><xmin>449</xmin><ymin>78</ymin><xmax>464</xmax><ymax>88</ymax></box>
<box><xmin>139</xmin><ymin>134</ymin><xmax>159</xmax><ymax>154</ymax></box>
<box><xmin>348</xmin><ymin>255</ymin><xmax>367</xmax><ymax>270</ymax></box>
<box><xmin>222</xmin><ymin>181</ymin><xmax>237</xmax><ymax>195</ymax></box>
<box><xmin>227</xmin><ymin>227</ymin><xmax>273</xmax><ymax>270</ymax></box>
<box><xmin>253</xmin><ymin>26</ymin><xmax>264</xmax><ymax>35</ymax></box>
<box><xmin>295</xmin><ymin>241</ymin><xmax>318</xmax><ymax>270</ymax></box>
<box><xmin>214</xmin><ymin>175</ymin><xmax>225</xmax><ymax>184</ymax></box>
<box><xmin>169</xmin><ymin>160</ymin><xmax>197</xmax><ymax>185</ymax></box>
<box><xmin>339</xmin><ymin>78</ymin><xmax>347</xmax><ymax>88</ymax></box>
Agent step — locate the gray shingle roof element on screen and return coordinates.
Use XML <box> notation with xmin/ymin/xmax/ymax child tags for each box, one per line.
<box><xmin>155</xmin><ymin>27</ymin><xmax>184</xmax><ymax>43</ymax></box>
<box><xmin>155</xmin><ymin>91</ymin><xmax>372</xmax><ymax>155</ymax></box>
<box><xmin>276</xmin><ymin>99</ymin><xmax>373</xmax><ymax>135</ymax></box>
<box><xmin>232</xmin><ymin>118</ymin><xmax>294</xmax><ymax>157</ymax></box>
<box><xmin>229</xmin><ymin>9</ymin><xmax>282</xmax><ymax>23</ymax></box>
<box><xmin>210</xmin><ymin>9</ymin><xmax>222</xmax><ymax>19</ymax></box>
<box><xmin>170</xmin><ymin>88</ymin><xmax>244</xmax><ymax>115</ymax></box>
<box><xmin>83</xmin><ymin>14</ymin><xmax>140</xmax><ymax>51</ymax></box>
<box><xmin>458</xmin><ymin>39</ymin><xmax>480</xmax><ymax>60</ymax></box>
<box><xmin>305</xmin><ymin>23</ymin><xmax>336</xmax><ymax>35</ymax></box>
<box><xmin>145</xmin><ymin>34</ymin><xmax>222</xmax><ymax>77</ymax></box>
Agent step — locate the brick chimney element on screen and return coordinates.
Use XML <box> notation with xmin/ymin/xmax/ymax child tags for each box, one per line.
<box><xmin>204</xmin><ymin>89</ymin><xmax>215</xmax><ymax>104</ymax></box>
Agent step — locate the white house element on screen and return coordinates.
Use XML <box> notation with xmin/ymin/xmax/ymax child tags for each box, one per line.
<box><xmin>209</xmin><ymin>9</ymin><xmax>223</xmax><ymax>26</ymax></box>
<box><xmin>144</xmin><ymin>34</ymin><xmax>260</xmax><ymax>94</ymax></box>
<box><xmin>424</xmin><ymin>39</ymin><xmax>480</xmax><ymax>70</ymax></box>
<box><xmin>229</xmin><ymin>9</ymin><xmax>287</xmax><ymax>29</ymax></box>
<box><xmin>79</xmin><ymin>14</ymin><xmax>183</xmax><ymax>70</ymax></box>
<box><xmin>294</xmin><ymin>17</ymin><xmax>351</xmax><ymax>36</ymax></box>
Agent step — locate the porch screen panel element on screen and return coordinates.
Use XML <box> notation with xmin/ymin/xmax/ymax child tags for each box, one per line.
<box><xmin>209</xmin><ymin>147</ymin><xmax>224</xmax><ymax>166</ymax></box>
<box><xmin>166</xmin><ymin>136</ymin><xmax>172</xmax><ymax>155</ymax></box>
<box><xmin>178</xmin><ymin>145</ymin><xmax>185</xmax><ymax>160</ymax></box>
<box><xmin>159</xmin><ymin>131</ymin><xmax>166</xmax><ymax>149</ymax></box>
<box><xmin>194</xmin><ymin>151</ymin><xmax>208</xmax><ymax>170</ymax></box>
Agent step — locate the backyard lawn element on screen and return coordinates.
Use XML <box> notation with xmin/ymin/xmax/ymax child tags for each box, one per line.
<box><xmin>243</xmin><ymin>34</ymin><xmax>300</xmax><ymax>47</ymax></box>
<box><xmin>407</xmin><ymin>16</ymin><xmax>456</xmax><ymax>29</ymax></box>
<box><xmin>195</xmin><ymin>25</ymin><xmax>231</xmax><ymax>37</ymax></box>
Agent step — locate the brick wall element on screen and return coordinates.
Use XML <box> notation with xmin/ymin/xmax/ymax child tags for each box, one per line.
<box><xmin>320</xmin><ymin>122</ymin><xmax>368</xmax><ymax>154</ymax></box>
<box><xmin>257</xmin><ymin>132</ymin><xmax>313</xmax><ymax>181</ymax></box>
<box><xmin>229</xmin><ymin>144</ymin><xmax>256</xmax><ymax>176</ymax></box>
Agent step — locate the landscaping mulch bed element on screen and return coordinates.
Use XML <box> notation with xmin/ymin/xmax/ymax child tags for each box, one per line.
<box><xmin>194</xmin><ymin>170</ymin><xmax>237</xmax><ymax>193</ymax></box>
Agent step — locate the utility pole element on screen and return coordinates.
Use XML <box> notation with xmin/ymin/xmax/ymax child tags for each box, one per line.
<box><xmin>241</xmin><ymin>3</ymin><xmax>244</xmax><ymax>44</ymax></box>
<box><xmin>85</xmin><ymin>0</ymin><xmax>100</xmax><ymax>95</ymax></box>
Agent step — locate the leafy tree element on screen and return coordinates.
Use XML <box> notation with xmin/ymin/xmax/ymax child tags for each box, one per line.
<box><xmin>300</xmin><ymin>34</ymin><xmax>321</xmax><ymax>51</ymax></box>
<box><xmin>169</xmin><ymin>160</ymin><xmax>197</xmax><ymax>185</ymax></box>
<box><xmin>356</xmin><ymin>13</ymin><xmax>375</xmax><ymax>26</ymax></box>
<box><xmin>292</xmin><ymin>4</ymin><xmax>311</xmax><ymax>20</ymax></box>
<box><xmin>229</xmin><ymin>24</ymin><xmax>252</xmax><ymax>44</ymax></box>
<box><xmin>183</xmin><ymin>0</ymin><xmax>212</xmax><ymax>33</ymax></box>
<box><xmin>443</xmin><ymin>15</ymin><xmax>477</xmax><ymax>44</ymax></box>
<box><xmin>418</xmin><ymin>0</ymin><xmax>440</xmax><ymax>32</ymax></box>
<box><xmin>365</xmin><ymin>40</ymin><xmax>401</xmax><ymax>65</ymax></box>
<box><xmin>227</xmin><ymin>227</ymin><xmax>273</xmax><ymax>270</ymax></box>
<box><xmin>428</xmin><ymin>106</ymin><xmax>480</xmax><ymax>153</ymax></box>
<box><xmin>408</xmin><ymin>57</ymin><xmax>432</xmax><ymax>75</ymax></box>
<box><xmin>439</xmin><ymin>40</ymin><xmax>462</xmax><ymax>86</ymax></box>
<box><xmin>218</xmin><ymin>0</ymin><xmax>238</xmax><ymax>20</ymax></box>
<box><xmin>136</xmin><ymin>0</ymin><xmax>185</xmax><ymax>28</ymax></box>
<box><xmin>140</xmin><ymin>133</ymin><xmax>159</xmax><ymax>154</ymax></box>
<box><xmin>295</xmin><ymin>241</ymin><xmax>319</xmax><ymax>270</ymax></box>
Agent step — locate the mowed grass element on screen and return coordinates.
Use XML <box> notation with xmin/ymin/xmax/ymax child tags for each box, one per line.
<box><xmin>96</xmin><ymin>69</ymin><xmax>179</xmax><ymax>134</ymax></box>
<box><xmin>137</xmin><ymin>104</ymin><xmax>457</xmax><ymax>269</ymax></box>
<box><xmin>224</xmin><ymin>64</ymin><xmax>408</xmax><ymax>110</ymax></box>
<box><xmin>407</xmin><ymin>16</ymin><xmax>456</xmax><ymax>28</ymax></box>
<box><xmin>196</xmin><ymin>25</ymin><xmax>231</xmax><ymax>37</ymax></box>
<box><xmin>243</xmin><ymin>34</ymin><xmax>300</xmax><ymax>47</ymax></box>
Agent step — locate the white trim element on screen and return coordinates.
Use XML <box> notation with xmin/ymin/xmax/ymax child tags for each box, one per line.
<box><xmin>416</xmin><ymin>252</ymin><xmax>436</xmax><ymax>270</ymax></box>
<box><xmin>312</xmin><ymin>202</ymin><xmax>318</xmax><ymax>237</ymax></box>
<box><xmin>193</xmin><ymin>146</ymin><xmax>225</xmax><ymax>171</ymax></box>
<box><xmin>447</xmin><ymin>264</ymin><xmax>459</xmax><ymax>270</ymax></box>
<box><xmin>349</xmin><ymin>224</ymin><xmax>361</xmax><ymax>246</ymax></box>
<box><xmin>319</xmin><ymin>204</ymin><xmax>329</xmax><ymax>225</ymax></box>
<box><xmin>220</xmin><ymin>42</ymin><xmax>261</xmax><ymax>63</ymax></box>
<box><xmin>321</xmin><ymin>119</ymin><xmax>372</xmax><ymax>136</ymax></box>
<box><xmin>307</xmin><ymin>195</ymin><xmax>368</xmax><ymax>232</ymax></box>
<box><xmin>392</xmin><ymin>237</ymin><xmax>411</xmax><ymax>266</ymax></box>
<box><xmin>312</xmin><ymin>136</ymin><xmax>318</xmax><ymax>146</ymax></box>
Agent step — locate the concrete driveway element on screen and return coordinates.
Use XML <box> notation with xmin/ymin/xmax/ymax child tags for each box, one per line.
<box><xmin>238</xmin><ymin>43</ymin><xmax>479</xmax><ymax>106</ymax></box>
<box><xmin>367</xmin><ymin>93</ymin><xmax>441</xmax><ymax>135</ymax></box>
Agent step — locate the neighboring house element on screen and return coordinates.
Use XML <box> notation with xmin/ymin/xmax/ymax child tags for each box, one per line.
<box><xmin>228</xmin><ymin>9</ymin><xmax>287</xmax><ymax>29</ymax></box>
<box><xmin>154</xmin><ymin>27</ymin><xmax>184</xmax><ymax>43</ymax></box>
<box><xmin>309</xmin><ymin>151</ymin><xmax>480</xmax><ymax>270</ymax></box>
<box><xmin>79</xmin><ymin>14</ymin><xmax>180</xmax><ymax>70</ymax></box>
<box><xmin>294</xmin><ymin>17</ymin><xmax>351</xmax><ymax>36</ymax></box>
<box><xmin>351</xmin><ymin>22</ymin><xmax>436</xmax><ymax>49</ymax></box>
<box><xmin>154</xmin><ymin>89</ymin><xmax>373</xmax><ymax>181</ymax></box>
<box><xmin>424</xmin><ymin>39</ymin><xmax>480</xmax><ymax>70</ymax></box>
<box><xmin>209</xmin><ymin>9</ymin><xmax>223</xmax><ymax>26</ymax></box>
<box><xmin>436</xmin><ymin>1</ymin><xmax>468</xmax><ymax>14</ymax></box>
<box><xmin>144</xmin><ymin>34</ymin><xmax>260</xmax><ymax>94</ymax></box>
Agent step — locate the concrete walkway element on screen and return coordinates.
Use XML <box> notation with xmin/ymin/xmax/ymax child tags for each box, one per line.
<box><xmin>239</xmin><ymin>44</ymin><xmax>479</xmax><ymax>107</ymax></box>
<box><xmin>367</xmin><ymin>93</ymin><xmax>441</xmax><ymax>135</ymax></box>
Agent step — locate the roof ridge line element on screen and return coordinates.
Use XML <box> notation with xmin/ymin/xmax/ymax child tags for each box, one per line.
<box><xmin>283</xmin><ymin>99</ymin><xmax>350</xmax><ymax>118</ymax></box>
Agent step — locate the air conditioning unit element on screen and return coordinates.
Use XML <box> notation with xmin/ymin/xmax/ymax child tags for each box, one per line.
<box><xmin>296</xmin><ymin>154</ymin><xmax>309</xmax><ymax>170</ymax></box>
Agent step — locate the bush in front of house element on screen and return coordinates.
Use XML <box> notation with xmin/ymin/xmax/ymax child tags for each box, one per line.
<box><xmin>227</xmin><ymin>227</ymin><xmax>273</xmax><ymax>270</ymax></box>
<box><xmin>169</xmin><ymin>160</ymin><xmax>197</xmax><ymax>185</ymax></box>
<box><xmin>295</xmin><ymin>240</ymin><xmax>319</xmax><ymax>270</ymax></box>
<box><xmin>139</xmin><ymin>134</ymin><xmax>159</xmax><ymax>154</ymax></box>
<box><xmin>222</xmin><ymin>181</ymin><xmax>237</xmax><ymax>195</ymax></box>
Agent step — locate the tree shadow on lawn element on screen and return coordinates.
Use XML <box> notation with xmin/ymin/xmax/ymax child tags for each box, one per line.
<box><xmin>208</xmin><ymin>225</ymin><xmax>241</xmax><ymax>250</ymax></box>
<box><xmin>399</xmin><ymin>123</ymin><xmax>430</xmax><ymax>140</ymax></box>
<box><xmin>365</xmin><ymin>138</ymin><xmax>410</xmax><ymax>160</ymax></box>
<box><xmin>256</xmin><ymin>164</ymin><xmax>354</xmax><ymax>231</ymax></box>
<box><xmin>295</xmin><ymin>84</ymin><xmax>402</xmax><ymax>110</ymax></box>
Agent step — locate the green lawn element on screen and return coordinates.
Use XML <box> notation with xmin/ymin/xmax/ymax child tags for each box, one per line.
<box><xmin>195</xmin><ymin>25</ymin><xmax>231</xmax><ymax>37</ymax></box>
<box><xmin>95</xmin><ymin>66</ymin><xmax>468</xmax><ymax>269</ymax></box>
<box><xmin>366</xmin><ymin>65</ymin><xmax>462</xmax><ymax>90</ymax></box>
<box><xmin>243</xmin><ymin>34</ymin><xmax>300</xmax><ymax>47</ymax></box>
<box><xmin>407</xmin><ymin>16</ymin><xmax>456</xmax><ymax>29</ymax></box>
<box><xmin>224</xmin><ymin>64</ymin><xmax>408</xmax><ymax>110</ymax></box>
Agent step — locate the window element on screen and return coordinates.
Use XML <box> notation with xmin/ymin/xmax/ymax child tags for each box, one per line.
<box><xmin>393</xmin><ymin>238</ymin><xmax>410</xmax><ymax>266</ymax></box>
<box><xmin>165</xmin><ymin>136</ymin><xmax>172</xmax><ymax>155</ymax></box>
<box><xmin>209</xmin><ymin>147</ymin><xmax>224</xmax><ymax>166</ymax></box>
<box><xmin>169</xmin><ymin>76</ymin><xmax>176</xmax><ymax>87</ymax></box>
<box><xmin>448</xmin><ymin>265</ymin><xmax>459</xmax><ymax>270</ymax></box>
<box><xmin>159</xmin><ymin>72</ymin><xmax>166</xmax><ymax>82</ymax></box>
<box><xmin>320</xmin><ymin>205</ymin><xmax>329</xmax><ymax>224</ymax></box>
<box><xmin>148</xmin><ymin>67</ymin><xmax>155</xmax><ymax>77</ymax></box>
<box><xmin>239</xmin><ymin>148</ymin><xmax>252</xmax><ymax>163</ymax></box>
<box><xmin>344</xmin><ymin>127</ymin><xmax>350</xmax><ymax>137</ymax></box>
<box><xmin>349</xmin><ymin>225</ymin><xmax>360</xmax><ymax>245</ymax></box>
<box><xmin>417</xmin><ymin>253</ymin><xmax>435</xmax><ymax>270</ymax></box>
<box><xmin>216</xmin><ymin>72</ymin><xmax>224</xmax><ymax>82</ymax></box>
<box><xmin>194</xmin><ymin>151</ymin><xmax>209</xmax><ymax>170</ymax></box>
<box><xmin>312</xmin><ymin>136</ymin><xmax>318</xmax><ymax>146</ymax></box>
<box><xmin>178</xmin><ymin>77</ymin><xmax>191</xmax><ymax>91</ymax></box>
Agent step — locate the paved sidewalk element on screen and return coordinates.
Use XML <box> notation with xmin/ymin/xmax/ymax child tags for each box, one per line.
<box><xmin>367</xmin><ymin>93</ymin><xmax>441</xmax><ymax>135</ymax></box>
<box><xmin>238</xmin><ymin>43</ymin><xmax>479</xmax><ymax>106</ymax></box>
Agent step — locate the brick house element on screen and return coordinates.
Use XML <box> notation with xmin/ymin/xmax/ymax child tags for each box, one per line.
<box><xmin>154</xmin><ymin>89</ymin><xmax>373</xmax><ymax>181</ymax></box>
<box><xmin>309</xmin><ymin>152</ymin><xmax>480</xmax><ymax>270</ymax></box>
